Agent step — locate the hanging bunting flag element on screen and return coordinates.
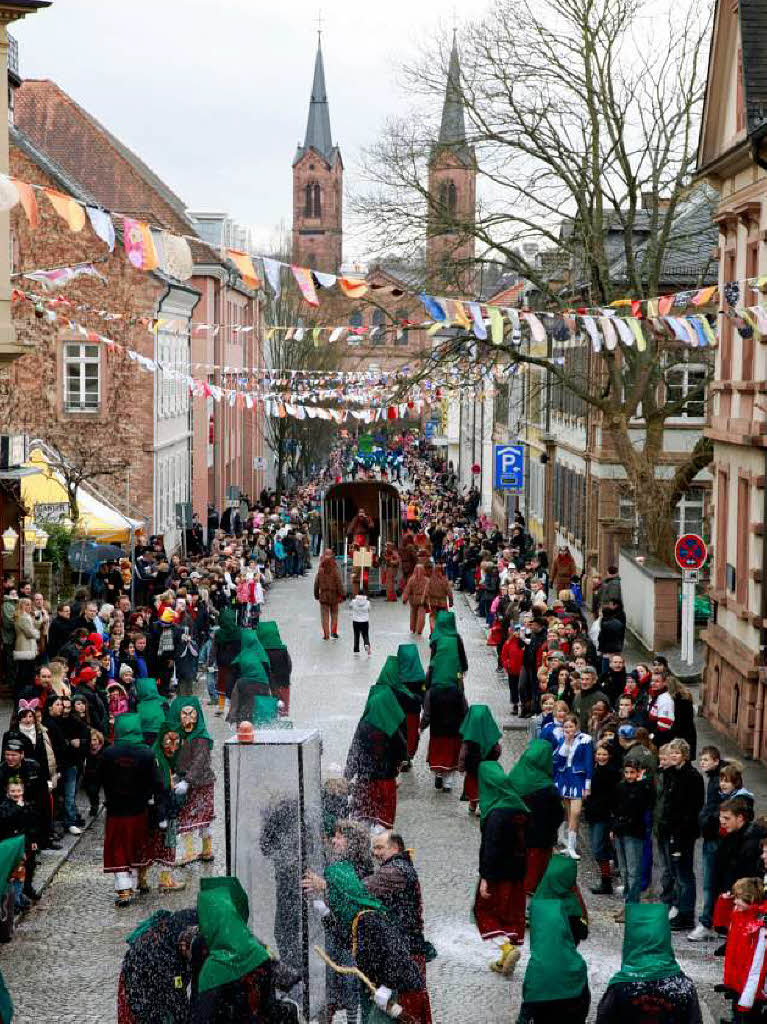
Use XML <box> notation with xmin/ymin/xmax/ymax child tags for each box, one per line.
<box><xmin>0</xmin><ymin>175</ymin><xmax>18</xmax><ymax>212</ymax></box>
<box><xmin>468</xmin><ymin>301</ymin><xmax>487</xmax><ymax>340</ymax></box>
<box><xmin>313</xmin><ymin>271</ymin><xmax>337</xmax><ymax>289</ymax></box>
<box><xmin>418</xmin><ymin>293</ymin><xmax>447</xmax><ymax>322</ymax></box>
<box><xmin>489</xmin><ymin>306</ymin><xmax>504</xmax><ymax>346</ymax></box>
<box><xmin>691</xmin><ymin>285</ymin><xmax>718</xmax><ymax>307</ymax></box>
<box><xmin>86</xmin><ymin>206</ymin><xmax>115</xmax><ymax>251</ymax></box>
<box><xmin>628</xmin><ymin>318</ymin><xmax>646</xmax><ymax>351</ymax></box>
<box><xmin>226</xmin><ymin>249</ymin><xmax>261</xmax><ymax>289</ymax></box>
<box><xmin>581</xmin><ymin>316</ymin><xmax>602</xmax><ymax>352</ymax></box>
<box><xmin>612</xmin><ymin>318</ymin><xmax>635</xmax><ymax>348</ymax></box>
<box><xmin>11</xmin><ymin>179</ymin><xmax>36</xmax><ymax>229</ymax></box>
<box><xmin>46</xmin><ymin>189</ymin><xmax>86</xmax><ymax>232</ymax></box>
<box><xmin>446</xmin><ymin>298</ymin><xmax>471</xmax><ymax>329</ymax></box>
<box><xmin>505</xmin><ymin>308</ymin><xmax>522</xmax><ymax>345</ymax></box>
<box><xmin>294</xmin><ymin>328</ymin><xmax>305</xmax><ymax>342</ymax></box>
<box><xmin>599</xmin><ymin>316</ymin><xmax>618</xmax><ymax>352</ymax></box>
<box><xmin>123</xmin><ymin>217</ymin><xmax>158</xmax><ymax>270</ymax></box>
<box><xmin>262</xmin><ymin>257</ymin><xmax>282</xmax><ymax>299</ymax></box>
<box><xmin>162</xmin><ymin>232</ymin><xmax>193</xmax><ymax>281</ymax></box>
<box><xmin>338</xmin><ymin>277</ymin><xmax>368</xmax><ymax>299</ymax></box>
<box><xmin>291</xmin><ymin>266</ymin><xmax>319</xmax><ymax>307</ymax></box>
<box><xmin>329</xmin><ymin>327</ymin><xmax>343</xmax><ymax>343</ymax></box>
<box><xmin>312</xmin><ymin>327</ymin><xmax>321</xmax><ymax>347</ymax></box>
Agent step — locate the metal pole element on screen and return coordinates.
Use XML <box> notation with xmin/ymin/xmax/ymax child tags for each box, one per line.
<box><xmin>680</xmin><ymin>573</ymin><xmax>688</xmax><ymax>663</ymax></box>
<box><xmin>686</xmin><ymin>575</ymin><xmax>696</xmax><ymax>667</ymax></box>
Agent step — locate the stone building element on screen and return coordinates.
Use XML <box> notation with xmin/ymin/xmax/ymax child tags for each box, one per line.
<box><xmin>696</xmin><ymin>0</ymin><xmax>767</xmax><ymax>759</ymax></box>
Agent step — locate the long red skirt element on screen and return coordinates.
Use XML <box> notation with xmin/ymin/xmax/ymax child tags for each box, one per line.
<box><xmin>523</xmin><ymin>847</ymin><xmax>553</xmax><ymax>896</ymax></box>
<box><xmin>177</xmin><ymin>783</ymin><xmax>215</xmax><ymax>833</ymax></box>
<box><xmin>473</xmin><ymin>879</ymin><xmax>526</xmax><ymax>944</ymax></box>
<box><xmin>104</xmin><ymin>811</ymin><xmax>151</xmax><ymax>873</ymax></box>
<box><xmin>398</xmin><ymin>991</ymin><xmax>432</xmax><ymax>1024</ymax></box>
<box><xmin>411</xmin><ymin>955</ymin><xmax>433</xmax><ymax>1024</ymax></box>
<box><xmin>273</xmin><ymin>685</ymin><xmax>290</xmax><ymax>717</ymax></box>
<box><xmin>428</xmin><ymin>734</ymin><xmax>461</xmax><ymax>773</ymax></box>
<box><xmin>149</xmin><ymin>825</ymin><xmax>176</xmax><ymax>867</ymax></box>
<box><xmin>462</xmin><ymin>771</ymin><xmax>479</xmax><ymax>804</ymax></box>
<box><xmin>353</xmin><ymin>777</ymin><xmax>396</xmax><ymax>828</ymax></box>
<box><xmin>406</xmin><ymin>712</ymin><xmax>420</xmax><ymax>759</ymax></box>
<box><xmin>117</xmin><ymin>972</ymin><xmax>137</xmax><ymax>1024</ymax></box>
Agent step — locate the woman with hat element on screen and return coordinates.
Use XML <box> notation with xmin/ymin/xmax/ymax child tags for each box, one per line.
<box><xmin>167</xmin><ymin>697</ymin><xmax>215</xmax><ymax>865</ymax></box>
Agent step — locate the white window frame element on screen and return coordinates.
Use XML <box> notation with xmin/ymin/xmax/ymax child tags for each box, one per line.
<box><xmin>665</xmin><ymin>361</ymin><xmax>706</xmax><ymax>421</ymax></box>
<box><xmin>64</xmin><ymin>342</ymin><xmax>100</xmax><ymax>413</ymax></box>
<box><xmin>674</xmin><ymin>490</ymin><xmax>705</xmax><ymax>539</ymax></box>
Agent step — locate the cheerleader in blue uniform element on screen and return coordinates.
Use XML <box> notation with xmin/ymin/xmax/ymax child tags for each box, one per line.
<box><xmin>553</xmin><ymin>713</ymin><xmax>593</xmax><ymax>860</ymax></box>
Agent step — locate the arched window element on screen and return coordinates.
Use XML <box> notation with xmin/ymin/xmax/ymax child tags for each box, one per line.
<box><xmin>304</xmin><ymin>182</ymin><xmax>321</xmax><ymax>218</ymax></box>
<box><xmin>371</xmin><ymin>307</ymin><xmax>386</xmax><ymax>346</ymax></box>
<box><xmin>394</xmin><ymin>307</ymin><xmax>408</xmax><ymax>346</ymax></box>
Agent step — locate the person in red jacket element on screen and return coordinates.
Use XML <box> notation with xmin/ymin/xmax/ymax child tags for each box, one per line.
<box><xmin>501</xmin><ymin>626</ymin><xmax>525</xmax><ymax>716</ymax></box>
<box><xmin>722</xmin><ymin>877</ymin><xmax>767</xmax><ymax>1020</ymax></box>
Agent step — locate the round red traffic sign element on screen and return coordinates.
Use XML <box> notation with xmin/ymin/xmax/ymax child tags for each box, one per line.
<box><xmin>674</xmin><ymin>533</ymin><xmax>707</xmax><ymax>570</ymax></box>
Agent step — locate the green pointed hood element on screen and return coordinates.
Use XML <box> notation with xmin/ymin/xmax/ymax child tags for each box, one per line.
<box><xmin>137</xmin><ymin>697</ymin><xmax>167</xmax><ymax>737</ymax></box>
<box><xmin>215</xmin><ymin>607</ymin><xmax>239</xmax><ymax>647</ymax></box>
<box><xmin>608</xmin><ymin>904</ymin><xmax>682</xmax><ymax>986</ymax></box>
<box><xmin>256</xmin><ymin>621</ymin><xmax>287</xmax><ymax>651</ymax></box>
<box><xmin>197</xmin><ymin>877</ymin><xmax>270</xmax><ymax>993</ymax></box>
<box><xmin>152</xmin><ymin>722</ymin><xmax>180</xmax><ymax>790</ymax></box>
<box><xmin>325</xmin><ymin>862</ymin><xmax>385</xmax><ymax>931</ymax></box>
<box><xmin>361</xmin><ymin>685</ymin><xmax>405</xmax><ymax>738</ymax></box>
<box><xmin>430</xmin><ymin>610</ymin><xmax>457</xmax><ymax>644</ymax></box>
<box><xmin>508</xmin><ymin>740</ymin><xmax>554</xmax><ymax>797</ymax></box>
<box><xmin>531</xmin><ymin>854</ymin><xmax>584</xmax><ymax>920</ymax></box>
<box><xmin>114</xmin><ymin>713</ymin><xmax>146</xmax><ymax>748</ymax></box>
<box><xmin>523</xmin><ymin>899</ymin><xmax>588</xmax><ymax>1003</ymax></box>
<box><xmin>478</xmin><ymin>761</ymin><xmax>528</xmax><ymax>822</ymax></box>
<box><xmin>0</xmin><ymin>835</ymin><xmax>25</xmax><ymax>900</ymax></box>
<box><xmin>430</xmin><ymin>636</ymin><xmax>463</xmax><ymax>689</ymax></box>
<box><xmin>373</xmin><ymin>655</ymin><xmax>412</xmax><ymax>702</ymax></box>
<box><xmin>397</xmin><ymin>644</ymin><xmax>426</xmax><ymax>684</ymax></box>
<box><xmin>236</xmin><ymin>629</ymin><xmax>270</xmax><ymax>667</ymax></box>
<box><xmin>233</xmin><ymin>648</ymin><xmax>270</xmax><ymax>685</ymax></box>
<box><xmin>167</xmin><ymin>696</ymin><xmax>213</xmax><ymax>748</ymax></box>
<box><xmin>459</xmin><ymin>705</ymin><xmax>501</xmax><ymax>758</ymax></box>
<box><xmin>135</xmin><ymin>677</ymin><xmax>160</xmax><ymax>702</ymax></box>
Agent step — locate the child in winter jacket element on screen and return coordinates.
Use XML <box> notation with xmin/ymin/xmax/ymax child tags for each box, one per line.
<box><xmin>501</xmin><ymin>627</ymin><xmax>525</xmax><ymax>714</ymax></box>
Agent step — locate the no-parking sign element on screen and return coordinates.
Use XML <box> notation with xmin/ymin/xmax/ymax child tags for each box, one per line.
<box><xmin>674</xmin><ymin>533</ymin><xmax>707</xmax><ymax>570</ymax></box>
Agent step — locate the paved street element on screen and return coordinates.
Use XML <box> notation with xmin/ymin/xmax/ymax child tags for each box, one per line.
<box><xmin>2</xmin><ymin>573</ymin><xmax>725</xmax><ymax>1023</ymax></box>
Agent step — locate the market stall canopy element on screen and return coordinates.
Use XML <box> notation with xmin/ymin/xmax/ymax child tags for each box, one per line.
<box><xmin>21</xmin><ymin>448</ymin><xmax>141</xmax><ymax>543</ymax></box>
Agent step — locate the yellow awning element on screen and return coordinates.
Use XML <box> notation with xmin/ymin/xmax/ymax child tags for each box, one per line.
<box><xmin>22</xmin><ymin>449</ymin><xmax>140</xmax><ymax>544</ymax></box>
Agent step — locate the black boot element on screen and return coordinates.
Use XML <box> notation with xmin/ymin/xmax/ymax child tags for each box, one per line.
<box><xmin>590</xmin><ymin>878</ymin><xmax>613</xmax><ymax>895</ymax></box>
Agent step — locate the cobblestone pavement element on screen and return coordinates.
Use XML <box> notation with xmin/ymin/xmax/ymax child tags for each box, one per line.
<box><xmin>2</xmin><ymin>574</ymin><xmax>724</xmax><ymax>1023</ymax></box>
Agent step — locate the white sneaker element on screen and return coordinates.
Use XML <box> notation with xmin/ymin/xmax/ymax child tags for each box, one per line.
<box><xmin>442</xmin><ymin>781</ymin><xmax>453</xmax><ymax>792</ymax></box>
<box><xmin>687</xmin><ymin>924</ymin><xmax>716</xmax><ymax>942</ymax></box>
<box><xmin>668</xmin><ymin>907</ymin><xmax>679</xmax><ymax>921</ymax></box>
<box><xmin>68</xmin><ymin>825</ymin><xmax>83</xmax><ymax>835</ymax></box>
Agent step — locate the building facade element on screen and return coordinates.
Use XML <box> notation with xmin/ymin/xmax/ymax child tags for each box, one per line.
<box><xmin>697</xmin><ymin>0</ymin><xmax>767</xmax><ymax>759</ymax></box>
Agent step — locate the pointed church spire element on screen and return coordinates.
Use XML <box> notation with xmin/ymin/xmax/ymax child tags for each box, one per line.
<box><xmin>302</xmin><ymin>37</ymin><xmax>333</xmax><ymax>159</ymax></box>
<box><xmin>438</xmin><ymin>32</ymin><xmax>467</xmax><ymax>146</ymax></box>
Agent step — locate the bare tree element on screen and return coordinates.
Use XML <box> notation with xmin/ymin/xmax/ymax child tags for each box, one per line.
<box><xmin>354</xmin><ymin>0</ymin><xmax>715</xmax><ymax>561</ymax></box>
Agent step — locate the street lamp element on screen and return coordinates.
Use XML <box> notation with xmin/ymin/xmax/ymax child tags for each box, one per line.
<box><xmin>23</xmin><ymin>521</ymin><xmax>37</xmax><ymax>547</ymax></box>
<box><xmin>1</xmin><ymin>524</ymin><xmax>17</xmax><ymax>553</ymax></box>
<box><xmin>34</xmin><ymin>526</ymin><xmax>47</xmax><ymax>550</ymax></box>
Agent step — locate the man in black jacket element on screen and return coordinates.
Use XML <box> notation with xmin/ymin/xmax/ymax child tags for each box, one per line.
<box><xmin>688</xmin><ymin>745</ymin><xmax>725</xmax><ymax>942</ymax></box>
<box><xmin>715</xmin><ymin>797</ymin><xmax>765</xmax><ymax>902</ymax></box>
<box><xmin>611</xmin><ymin>762</ymin><xmax>655</xmax><ymax>922</ymax></box>
<box><xmin>655</xmin><ymin>739</ymin><xmax>704</xmax><ymax>933</ymax></box>
<box><xmin>46</xmin><ymin>603</ymin><xmax>73</xmax><ymax>660</ymax></box>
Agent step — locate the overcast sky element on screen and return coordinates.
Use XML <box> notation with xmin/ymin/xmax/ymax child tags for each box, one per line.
<box><xmin>12</xmin><ymin>0</ymin><xmax>489</xmax><ymax>256</ymax></box>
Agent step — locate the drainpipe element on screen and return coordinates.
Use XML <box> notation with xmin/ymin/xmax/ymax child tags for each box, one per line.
<box><xmin>755</xmin><ymin>446</ymin><xmax>767</xmax><ymax>761</ymax></box>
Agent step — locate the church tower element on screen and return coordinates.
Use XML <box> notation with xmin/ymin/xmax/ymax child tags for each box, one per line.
<box><xmin>427</xmin><ymin>34</ymin><xmax>476</xmax><ymax>292</ymax></box>
<box><xmin>292</xmin><ymin>36</ymin><xmax>343</xmax><ymax>272</ymax></box>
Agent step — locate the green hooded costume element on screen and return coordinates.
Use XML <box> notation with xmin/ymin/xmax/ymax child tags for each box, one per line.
<box><xmin>324</xmin><ymin>862</ymin><xmax>385</xmax><ymax>931</ymax></box>
<box><xmin>232</xmin><ymin>648</ymin><xmax>270</xmax><ymax>684</ymax></box>
<box><xmin>135</xmin><ymin>678</ymin><xmax>161</xmax><ymax>702</ymax></box>
<box><xmin>234</xmin><ymin>630</ymin><xmax>270</xmax><ymax>670</ymax></box>
<box><xmin>478</xmin><ymin>761</ymin><xmax>528</xmax><ymax>823</ymax></box>
<box><xmin>167</xmin><ymin>696</ymin><xmax>213</xmax><ymax>748</ymax></box>
<box><xmin>0</xmin><ymin>836</ymin><xmax>22</xmax><ymax>1024</ymax></box>
<box><xmin>114</xmin><ymin>713</ymin><xmax>147</xmax><ymax>748</ymax></box>
<box><xmin>459</xmin><ymin>705</ymin><xmax>501</xmax><ymax>759</ymax></box>
<box><xmin>508</xmin><ymin>739</ymin><xmax>554</xmax><ymax>797</ymax></box>
<box><xmin>522</xmin><ymin>899</ymin><xmax>588</xmax><ymax>1004</ymax></box>
<box><xmin>373</xmin><ymin>656</ymin><xmax>414</xmax><ymax>703</ymax></box>
<box><xmin>196</xmin><ymin>877</ymin><xmax>271</xmax><ymax>994</ymax></box>
<box><xmin>429</xmin><ymin>610</ymin><xmax>456</xmax><ymax>645</ymax></box>
<box><xmin>608</xmin><ymin>903</ymin><xmax>682</xmax><ymax>986</ymax></box>
<box><xmin>531</xmin><ymin>854</ymin><xmax>584</xmax><ymax>921</ymax></box>
<box><xmin>137</xmin><ymin>698</ymin><xmax>167</xmax><ymax>738</ymax></box>
<box><xmin>256</xmin><ymin>621</ymin><xmax>287</xmax><ymax>651</ymax></box>
<box><xmin>397</xmin><ymin>644</ymin><xmax>426</xmax><ymax>685</ymax></box>
<box><xmin>215</xmin><ymin>607</ymin><xmax>239</xmax><ymax>648</ymax></box>
<box><xmin>361</xmin><ymin>686</ymin><xmax>405</xmax><ymax>738</ymax></box>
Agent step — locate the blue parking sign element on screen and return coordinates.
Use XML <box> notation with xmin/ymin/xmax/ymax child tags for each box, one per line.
<box><xmin>494</xmin><ymin>444</ymin><xmax>525</xmax><ymax>491</ymax></box>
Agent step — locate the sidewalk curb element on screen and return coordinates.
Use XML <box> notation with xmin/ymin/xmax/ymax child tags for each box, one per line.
<box><xmin>35</xmin><ymin>810</ymin><xmax>101</xmax><ymax>896</ymax></box>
